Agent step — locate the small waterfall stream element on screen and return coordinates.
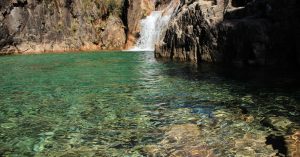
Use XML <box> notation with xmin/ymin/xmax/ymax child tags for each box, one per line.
<box><xmin>130</xmin><ymin>2</ymin><xmax>179</xmax><ymax>51</ymax></box>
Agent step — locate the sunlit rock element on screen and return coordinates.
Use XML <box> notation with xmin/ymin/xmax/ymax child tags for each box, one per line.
<box><xmin>261</xmin><ymin>116</ymin><xmax>293</xmax><ymax>132</ymax></box>
<box><xmin>144</xmin><ymin>123</ymin><xmax>216</xmax><ymax>156</ymax></box>
<box><xmin>0</xmin><ymin>0</ymin><xmax>128</xmax><ymax>54</ymax></box>
<box><xmin>285</xmin><ymin>130</ymin><xmax>300</xmax><ymax>157</ymax></box>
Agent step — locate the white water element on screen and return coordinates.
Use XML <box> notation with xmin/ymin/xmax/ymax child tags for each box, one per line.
<box><xmin>130</xmin><ymin>2</ymin><xmax>178</xmax><ymax>51</ymax></box>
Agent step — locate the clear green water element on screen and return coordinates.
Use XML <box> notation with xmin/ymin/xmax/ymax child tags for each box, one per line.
<box><xmin>0</xmin><ymin>51</ymin><xmax>299</xmax><ymax>156</ymax></box>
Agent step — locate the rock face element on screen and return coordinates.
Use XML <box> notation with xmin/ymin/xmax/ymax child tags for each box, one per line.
<box><xmin>155</xmin><ymin>0</ymin><xmax>300</xmax><ymax>66</ymax></box>
<box><xmin>125</xmin><ymin>0</ymin><xmax>157</xmax><ymax>49</ymax></box>
<box><xmin>155</xmin><ymin>0</ymin><xmax>173</xmax><ymax>10</ymax></box>
<box><xmin>0</xmin><ymin>0</ymin><xmax>127</xmax><ymax>54</ymax></box>
<box><xmin>1</xmin><ymin>0</ymin><xmax>299</xmax><ymax>65</ymax></box>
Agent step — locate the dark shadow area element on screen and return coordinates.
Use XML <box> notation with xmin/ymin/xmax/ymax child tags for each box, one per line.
<box><xmin>122</xmin><ymin>0</ymin><xmax>129</xmax><ymax>37</ymax></box>
<box><xmin>218</xmin><ymin>0</ymin><xmax>300</xmax><ymax>67</ymax></box>
<box><xmin>266</xmin><ymin>135</ymin><xmax>288</xmax><ymax>156</ymax></box>
<box><xmin>156</xmin><ymin>58</ymin><xmax>300</xmax><ymax>125</ymax></box>
<box><xmin>12</xmin><ymin>0</ymin><xmax>28</xmax><ymax>7</ymax></box>
<box><xmin>158</xmin><ymin>59</ymin><xmax>300</xmax><ymax>91</ymax></box>
<box><xmin>231</xmin><ymin>0</ymin><xmax>248</xmax><ymax>7</ymax></box>
<box><xmin>156</xmin><ymin>0</ymin><xmax>300</xmax><ymax>68</ymax></box>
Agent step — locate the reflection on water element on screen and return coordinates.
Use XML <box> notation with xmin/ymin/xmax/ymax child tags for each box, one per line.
<box><xmin>0</xmin><ymin>51</ymin><xmax>299</xmax><ymax>156</ymax></box>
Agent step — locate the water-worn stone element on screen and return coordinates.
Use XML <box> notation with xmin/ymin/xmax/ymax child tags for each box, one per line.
<box><xmin>144</xmin><ymin>123</ymin><xmax>215</xmax><ymax>156</ymax></box>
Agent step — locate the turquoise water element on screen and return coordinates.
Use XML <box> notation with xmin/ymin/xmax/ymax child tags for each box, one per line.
<box><xmin>0</xmin><ymin>51</ymin><xmax>299</xmax><ymax>156</ymax></box>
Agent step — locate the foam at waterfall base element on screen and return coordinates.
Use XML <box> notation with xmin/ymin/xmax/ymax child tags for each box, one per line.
<box><xmin>126</xmin><ymin>47</ymin><xmax>154</xmax><ymax>52</ymax></box>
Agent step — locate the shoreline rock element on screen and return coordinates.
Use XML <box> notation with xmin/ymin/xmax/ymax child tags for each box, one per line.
<box><xmin>155</xmin><ymin>0</ymin><xmax>300</xmax><ymax>67</ymax></box>
<box><xmin>0</xmin><ymin>0</ymin><xmax>157</xmax><ymax>55</ymax></box>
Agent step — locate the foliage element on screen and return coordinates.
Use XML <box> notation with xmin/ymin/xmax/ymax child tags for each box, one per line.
<box><xmin>102</xmin><ymin>0</ymin><xmax>124</xmax><ymax>16</ymax></box>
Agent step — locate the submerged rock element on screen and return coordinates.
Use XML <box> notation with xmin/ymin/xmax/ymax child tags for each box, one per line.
<box><xmin>285</xmin><ymin>130</ymin><xmax>300</xmax><ymax>157</ymax></box>
<box><xmin>144</xmin><ymin>123</ymin><xmax>215</xmax><ymax>157</ymax></box>
<box><xmin>161</xmin><ymin>124</ymin><xmax>201</xmax><ymax>144</ymax></box>
<box><xmin>235</xmin><ymin>133</ymin><xmax>276</xmax><ymax>156</ymax></box>
<box><xmin>170</xmin><ymin>146</ymin><xmax>215</xmax><ymax>157</ymax></box>
<box><xmin>261</xmin><ymin>116</ymin><xmax>293</xmax><ymax>132</ymax></box>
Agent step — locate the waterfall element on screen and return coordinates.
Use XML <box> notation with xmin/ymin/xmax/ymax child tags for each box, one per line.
<box><xmin>130</xmin><ymin>1</ymin><xmax>179</xmax><ymax>51</ymax></box>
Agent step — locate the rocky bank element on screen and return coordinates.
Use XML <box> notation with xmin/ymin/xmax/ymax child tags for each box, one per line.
<box><xmin>0</xmin><ymin>0</ymin><xmax>157</xmax><ymax>54</ymax></box>
<box><xmin>0</xmin><ymin>0</ymin><xmax>126</xmax><ymax>54</ymax></box>
<box><xmin>155</xmin><ymin>0</ymin><xmax>300</xmax><ymax>67</ymax></box>
<box><xmin>1</xmin><ymin>0</ymin><xmax>300</xmax><ymax>64</ymax></box>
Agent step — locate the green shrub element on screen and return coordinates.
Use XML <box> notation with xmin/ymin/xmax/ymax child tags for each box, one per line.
<box><xmin>103</xmin><ymin>0</ymin><xmax>124</xmax><ymax>16</ymax></box>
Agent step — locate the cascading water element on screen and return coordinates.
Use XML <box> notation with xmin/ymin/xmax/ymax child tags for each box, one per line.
<box><xmin>130</xmin><ymin>1</ymin><xmax>179</xmax><ymax>51</ymax></box>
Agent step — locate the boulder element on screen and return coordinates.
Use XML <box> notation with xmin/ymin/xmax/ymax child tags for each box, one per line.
<box><xmin>155</xmin><ymin>0</ymin><xmax>300</xmax><ymax>67</ymax></box>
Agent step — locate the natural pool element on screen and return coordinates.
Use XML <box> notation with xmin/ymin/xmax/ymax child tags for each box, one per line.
<box><xmin>0</xmin><ymin>51</ymin><xmax>299</xmax><ymax>156</ymax></box>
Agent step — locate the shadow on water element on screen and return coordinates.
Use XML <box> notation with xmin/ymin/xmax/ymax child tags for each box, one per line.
<box><xmin>159</xmin><ymin>59</ymin><xmax>300</xmax><ymax>94</ymax></box>
<box><xmin>0</xmin><ymin>51</ymin><xmax>299</xmax><ymax>156</ymax></box>
<box><xmin>157</xmin><ymin>58</ymin><xmax>300</xmax><ymax>120</ymax></box>
<box><xmin>266</xmin><ymin>135</ymin><xmax>288</xmax><ymax>156</ymax></box>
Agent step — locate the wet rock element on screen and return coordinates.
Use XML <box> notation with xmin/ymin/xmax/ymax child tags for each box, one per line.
<box><xmin>241</xmin><ymin>114</ymin><xmax>254</xmax><ymax>123</ymax></box>
<box><xmin>143</xmin><ymin>145</ymin><xmax>166</xmax><ymax>156</ymax></box>
<box><xmin>235</xmin><ymin>133</ymin><xmax>276</xmax><ymax>156</ymax></box>
<box><xmin>171</xmin><ymin>146</ymin><xmax>215</xmax><ymax>157</ymax></box>
<box><xmin>161</xmin><ymin>124</ymin><xmax>201</xmax><ymax>144</ymax></box>
<box><xmin>125</xmin><ymin>0</ymin><xmax>155</xmax><ymax>49</ymax></box>
<box><xmin>213</xmin><ymin>110</ymin><xmax>232</xmax><ymax>119</ymax></box>
<box><xmin>144</xmin><ymin>123</ymin><xmax>216</xmax><ymax>156</ymax></box>
<box><xmin>36</xmin><ymin>146</ymin><xmax>98</xmax><ymax>157</ymax></box>
<box><xmin>261</xmin><ymin>116</ymin><xmax>293</xmax><ymax>132</ymax></box>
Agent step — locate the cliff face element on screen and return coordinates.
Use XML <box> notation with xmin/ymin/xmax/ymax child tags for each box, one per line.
<box><xmin>155</xmin><ymin>0</ymin><xmax>300</xmax><ymax>66</ymax></box>
<box><xmin>2</xmin><ymin>0</ymin><xmax>299</xmax><ymax>66</ymax></box>
<box><xmin>0</xmin><ymin>0</ymin><xmax>128</xmax><ymax>54</ymax></box>
<box><xmin>124</xmin><ymin>0</ymin><xmax>155</xmax><ymax>49</ymax></box>
<box><xmin>0</xmin><ymin>0</ymin><xmax>160</xmax><ymax>54</ymax></box>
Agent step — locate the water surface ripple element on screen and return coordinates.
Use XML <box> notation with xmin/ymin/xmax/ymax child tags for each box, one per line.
<box><xmin>0</xmin><ymin>52</ymin><xmax>299</xmax><ymax>156</ymax></box>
